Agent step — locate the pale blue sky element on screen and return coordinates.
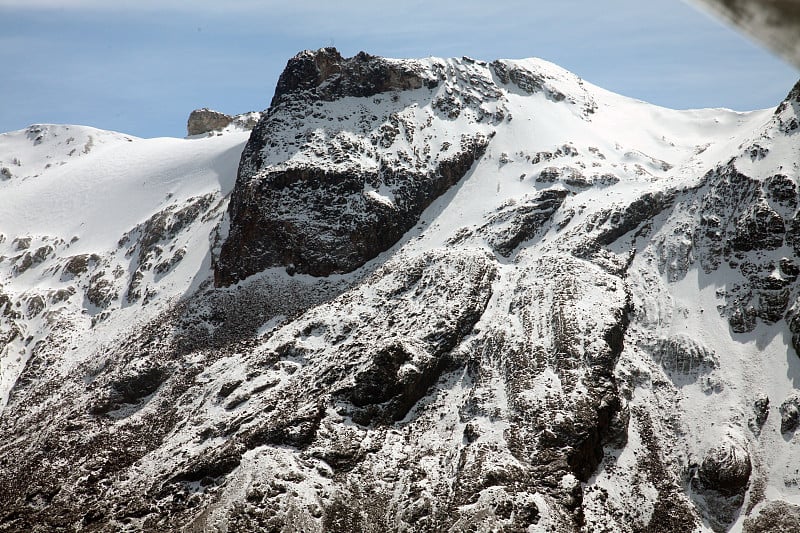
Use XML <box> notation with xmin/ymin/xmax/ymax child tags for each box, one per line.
<box><xmin>1</xmin><ymin>0</ymin><xmax>797</xmax><ymax>138</ymax></box>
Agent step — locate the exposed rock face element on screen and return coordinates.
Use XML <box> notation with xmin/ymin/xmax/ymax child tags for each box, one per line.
<box><xmin>698</xmin><ymin>439</ymin><xmax>752</xmax><ymax>494</ymax></box>
<box><xmin>187</xmin><ymin>108</ymin><xmax>262</xmax><ymax>136</ymax></box>
<box><xmin>187</xmin><ymin>108</ymin><xmax>232</xmax><ymax>135</ymax></box>
<box><xmin>270</xmin><ymin>48</ymin><xmax>438</xmax><ymax>106</ymax></box>
<box><xmin>651</xmin><ymin>335</ymin><xmax>718</xmax><ymax>377</ymax></box>
<box><xmin>683</xmin><ymin>161</ymin><xmax>800</xmax><ymax>334</ymax></box>
<box><xmin>480</xmin><ymin>188</ymin><xmax>569</xmax><ymax>256</ymax></box>
<box><xmin>742</xmin><ymin>500</ymin><xmax>800</xmax><ymax>533</ymax></box>
<box><xmin>215</xmin><ymin>48</ymin><xmax>498</xmax><ymax>284</ymax></box>
<box><xmin>217</xmin><ymin>136</ymin><xmax>488</xmax><ymax>281</ymax></box>
<box><xmin>751</xmin><ymin>394</ymin><xmax>770</xmax><ymax>432</ymax></box>
<box><xmin>779</xmin><ymin>394</ymin><xmax>800</xmax><ymax>434</ymax></box>
<box><xmin>1</xmin><ymin>50</ymin><xmax>800</xmax><ymax>533</ymax></box>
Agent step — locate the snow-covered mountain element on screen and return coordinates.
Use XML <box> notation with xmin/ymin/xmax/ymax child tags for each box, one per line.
<box><xmin>0</xmin><ymin>48</ymin><xmax>799</xmax><ymax>532</ymax></box>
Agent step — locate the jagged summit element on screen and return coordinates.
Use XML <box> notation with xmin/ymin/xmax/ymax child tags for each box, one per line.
<box><xmin>216</xmin><ymin>49</ymin><xmax>646</xmax><ymax>285</ymax></box>
<box><xmin>0</xmin><ymin>50</ymin><xmax>799</xmax><ymax>532</ymax></box>
<box><xmin>270</xmin><ymin>47</ymin><xmax>440</xmax><ymax>107</ymax></box>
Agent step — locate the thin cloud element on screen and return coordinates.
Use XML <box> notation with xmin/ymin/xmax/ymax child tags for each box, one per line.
<box><xmin>0</xmin><ymin>0</ymin><xmax>282</xmax><ymax>12</ymax></box>
<box><xmin>0</xmin><ymin>0</ymin><xmax>529</xmax><ymax>18</ymax></box>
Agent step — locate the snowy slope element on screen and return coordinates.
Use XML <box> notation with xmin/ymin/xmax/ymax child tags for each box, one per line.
<box><xmin>0</xmin><ymin>50</ymin><xmax>798</xmax><ymax>533</ymax></box>
<box><xmin>0</xmin><ymin>125</ymin><xmax>249</xmax><ymax>407</ymax></box>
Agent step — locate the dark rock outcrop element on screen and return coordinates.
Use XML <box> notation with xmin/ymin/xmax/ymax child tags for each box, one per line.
<box><xmin>187</xmin><ymin>108</ymin><xmax>233</xmax><ymax>136</ymax></box>
<box><xmin>651</xmin><ymin>335</ymin><xmax>718</xmax><ymax>377</ymax></box>
<box><xmin>187</xmin><ymin>108</ymin><xmax>262</xmax><ymax>136</ymax></box>
<box><xmin>751</xmin><ymin>395</ymin><xmax>770</xmax><ymax>433</ymax></box>
<box><xmin>492</xmin><ymin>60</ymin><xmax>565</xmax><ymax>101</ymax></box>
<box><xmin>743</xmin><ymin>500</ymin><xmax>800</xmax><ymax>533</ymax></box>
<box><xmin>692</xmin><ymin>163</ymin><xmax>800</xmax><ymax>333</ymax></box>
<box><xmin>692</xmin><ymin>437</ymin><xmax>753</xmax><ymax>531</ymax></box>
<box><xmin>270</xmin><ymin>48</ymin><xmax>439</xmax><ymax>107</ymax></box>
<box><xmin>216</xmin><ymin>138</ymin><xmax>488</xmax><ymax>283</ymax></box>
<box><xmin>215</xmin><ymin>48</ymin><xmax>495</xmax><ymax>285</ymax></box>
<box><xmin>481</xmin><ymin>188</ymin><xmax>569</xmax><ymax>256</ymax></box>
<box><xmin>779</xmin><ymin>394</ymin><xmax>800</xmax><ymax>434</ymax></box>
<box><xmin>698</xmin><ymin>440</ymin><xmax>752</xmax><ymax>495</ymax></box>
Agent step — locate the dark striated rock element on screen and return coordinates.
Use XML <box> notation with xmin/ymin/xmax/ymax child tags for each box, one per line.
<box><xmin>729</xmin><ymin>302</ymin><xmax>758</xmax><ymax>333</ymax></box>
<box><xmin>698</xmin><ymin>439</ymin><xmax>752</xmax><ymax>495</ymax></box>
<box><xmin>343</xmin><ymin>341</ymin><xmax>449</xmax><ymax>425</ymax></box>
<box><xmin>86</xmin><ymin>271</ymin><xmax>115</xmax><ymax>309</ymax></box>
<box><xmin>779</xmin><ymin>394</ymin><xmax>800</xmax><ymax>434</ymax></box>
<box><xmin>692</xmin><ymin>163</ymin><xmax>800</xmax><ymax>334</ymax></box>
<box><xmin>692</xmin><ymin>436</ymin><xmax>753</xmax><ymax>531</ymax></box>
<box><xmin>765</xmin><ymin>173</ymin><xmax>797</xmax><ymax>209</ymax></box>
<box><xmin>743</xmin><ymin>500</ymin><xmax>800</xmax><ymax>533</ymax></box>
<box><xmin>695</xmin><ymin>165</ymin><xmax>760</xmax><ymax>272</ymax></box>
<box><xmin>62</xmin><ymin>253</ymin><xmax>100</xmax><ymax>278</ymax></box>
<box><xmin>13</xmin><ymin>237</ymin><xmax>31</xmax><ymax>251</ymax></box>
<box><xmin>217</xmin><ymin>134</ymin><xmax>488</xmax><ymax>283</ymax></box>
<box><xmin>536</xmin><ymin>166</ymin><xmax>591</xmax><ymax>188</ymax></box>
<box><xmin>171</xmin><ymin>449</ymin><xmax>242</xmax><ymax>483</ymax></box>
<box><xmin>595</xmin><ymin>191</ymin><xmax>676</xmax><ymax>247</ymax></box>
<box><xmin>752</xmin><ymin>395</ymin><xmax>770</xmax><ymax>432</ymax></box>
<box><xmin>215</xmin><ymin>48</ymin><xmax>500</xmax><ymax>285</ymax></box>
<box><xmin>537</xmin><ymin>166</ymin><xmax>562</xmax><ymax>183</ymax></box>
<box><xmin>25</xmin><ymin>295</ymin><xmax>45</xmax><ymax>318</ymax></box>
<box><xmin>482</xmin><ymin>189</ymin><xmax>569</xmax><ymax>256</ymax></box>
<box><xmin>730</xmin><ymin>201</ymin><xmax>785</xmax><ymax>252</ymax></box>
<box><xmin>88</xmin><ymin>365</ymin><xmax>169</xmax><ymax>415</ymax></box>
<box><xmin>491</xmin><ymin>60</ymin><xmax>565</xmax><ymax>102</ymax></box>
<box><xmin>652</xmin><ymin>335</ymin><xmax>718</xmax><ymax>376</ymax></box>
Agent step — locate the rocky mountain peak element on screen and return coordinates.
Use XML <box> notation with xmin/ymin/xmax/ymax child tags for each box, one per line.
<box><xmin>2</xmin><ymin>50</ymin><xmax>800</xmax><ymax>533</ymax></box>
<box><xmin>214</xmin><ymin>51</ymin><xmax>503</xmax><ymax>285</ymax></box>
<box><xmin>270</xmin><ymin>47</ymin><xmax>439</xmax><ymax>107</ymax></box>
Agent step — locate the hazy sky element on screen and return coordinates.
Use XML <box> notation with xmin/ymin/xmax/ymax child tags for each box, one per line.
<box><xmin>1</xmin><ymin>0</ymin><xmax>797</xmax><ymax>138</ymax></box>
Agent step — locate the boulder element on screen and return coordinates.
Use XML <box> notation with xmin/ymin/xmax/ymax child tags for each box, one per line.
<box><xmin>779</xmin><ymin>394</ymin><xmax>800</xmax><ymax>434</ymax></box>
<box><xmin>698</xmin><ymin>438</ymin><xmax>752</xmax><ymax>495</ymax></box>
<box><xmin>187</xmin><ymin>108</ymin><xmax>233</xmax><ymax>136</ymax></box>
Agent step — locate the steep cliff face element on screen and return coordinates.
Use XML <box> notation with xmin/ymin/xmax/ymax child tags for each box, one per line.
<box><xmin>0</xmin><ymin>49</ymin><xmax>799</xmax><ymax>533</ymax></box>
<box><xmin>215</xmin><ymin>49</ymin><xmax>497</xmax><ymax>284</ymax></box>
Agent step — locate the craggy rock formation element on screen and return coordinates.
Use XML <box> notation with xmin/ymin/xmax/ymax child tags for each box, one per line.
<box><xmin>187</xmin><ymin>108</ymin><xmax>233</xmax><ymax>136</ymax></box>
<box><xmin>1</xmin><ymin>49</ymin><xmax>799</xmax><ymax>532</ymax></box>
<box><xmin>270</xmin><ymin>48</ymin><xmax>439</xmax><ymax>106</ymax></box>
<box><xmin>779</xmin><ymin>394</ymin><xmax>800</xmax><ymax>434</ymax></box>
<box><xmin>187</xmin><ymin>108</ymin><xmax>262</xmax><ymax>136</ymax></box>
<box><xmin>215</xmin><ymin>49</ymin><xmax>494</xmax><ymax>284</ymax></box>
<box><xmin>217</xmin><ymin>137</ymin><xmax>488</xmax><ymax>281</ymax></box>
<box><xmin>742</xmin><ymin>500</ymin><xmax>800</xmax><ymax>533</ymax></box>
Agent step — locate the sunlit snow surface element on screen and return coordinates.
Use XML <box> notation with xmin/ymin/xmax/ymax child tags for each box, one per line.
<box><xmin>0</xmin><ymin>126</ymin><xmax>250</xmax><ymax>403</ymax></box>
